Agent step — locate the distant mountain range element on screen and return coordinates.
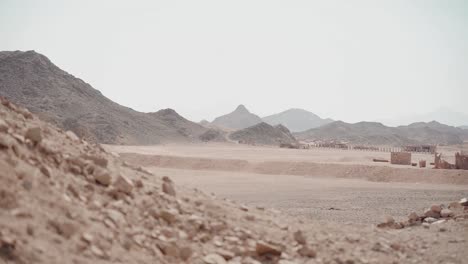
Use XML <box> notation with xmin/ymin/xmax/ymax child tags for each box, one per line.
<box><xmin>295</xmin><ymin>120</ymin><xmax>468</xmax><ymax>146</ymax></box>
<box><xmin>379</xmin><ymin>108</ymin><xmax>468</xmax><ymax>127</ymax></box>
<box><xmin>209</xmin><ymin>105</ymin><xmax>332</xmax><ymax>132</ymax></box>
<box><xmin>0</xmin><ymin>50</ymin><xmax>208</xmax><ymax>144</ymax></box>
<box><xmin>211</xmin><ymin>104</ymin><xmax>263</xmax><ymax>130</ymax></box>
<box><xmin>262</xmin><ymin>108</ymin><xmax>333</xmax><ymax>132</ymax></box>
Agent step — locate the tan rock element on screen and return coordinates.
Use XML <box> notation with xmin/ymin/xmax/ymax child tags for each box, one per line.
<box><xmin>162</xmin><ymin>181</ymin><xmax>176</xmax><ymax>196</ymax></box>
<box><xmin>25</xmin><ymin>127</ymin><xmax>42</xmax><ymax>144</ymax></box>
<box><xmin>82</xmin><ymin>154</ymin><xmax>108</xmax><ymax>168</ymax></box>
<box><xmin>460</xmin><ymin>198</ymin><xmax>468</xmax><ymax>206</ymax></box>
<box><xmin>216</xmin><ymin>248</ymin><xmax>235</xmax><ymax>260</ymax></box>
<box><xmin>255</xmin><ymin>241</ymin><xmax>282</xmax><ymax>256</ymax></box>
<box><xmin>0</xmin><ymin>135</ymin><xmax>15</xmax><ymax>149</ymax></box>
<box><xmin>180</xmin><ymin>246</ymin><xmax>193</xmax><ymax>261</ymax></box>
<box><xmin>65</xmin><ymin>130</ymin><xmax>80</xmax><ymax>141</ymax></box>
<box><xmin>0</xmin><ymin>119</ymin><xmax>8</xmax><ymax>132</ymax></box>
<box><xmin>49</xmin><ymin>220</ymin><xmax>77</xmax><ymax>239</ymax></box>
<box><xmin>430</xmin><ymin>204</ymin><xmax>442</xmax><ymax>213</ymax></box>
<box><xmin>293</xmin><ymin>230</ymin><xmax>306</xmax><ymax>245</ymax></box>
<box><xmin>424</xmin><ymin>209</ymin><xmax>440</xmax><ymax>219</ymax></box>
<box><xmin>441</xmin><ymin>209</ymin><xmax>454</xmax><ymax>218</ymax></box>
<box><xmin>94</xmin><ymin>169</ymin><xmax>112</xmax><ymax>186</ymax></box>
<box><xmin>113</xmin><ymin>174</ymin><xmax>134</xmax><ymax>194</ymax></box>
<box><xmin>203</xmin><ymin>253</ymin><xmax>227</xmax><ymax>264</ymax></box>
<box><xmin>297</xmin><ymin>245</ymin><xmax>316</xmax><ymax>258</ymax></box>
<box><xmin>160</xmin><ymin>209</ymin><xmax>177</xmax><ymax>224</ymax></box>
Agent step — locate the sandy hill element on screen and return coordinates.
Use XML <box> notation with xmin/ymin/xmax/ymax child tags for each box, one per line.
<box><xmin>229</xmin><ymin>122</ymin><xmax>297</xmax><ymax>146</ymax></box>
<box><xmin>262</xmin><ymin>108</ymin><xmax>333</xmax><ymax>132</ymax></box>
<box><xmin>0</xmin><ymin>50</ymin><xmax>207</xmax><ymax>145</ymax></box>
<box><xmin>295</xmin><ymin>120</ymin><xmax>468</xmax><ymax>145</ymax></box>
<box><xmin>211</xmin><ymin>105</ymin><xmax>262</xmax><ymax>130</ymax></box>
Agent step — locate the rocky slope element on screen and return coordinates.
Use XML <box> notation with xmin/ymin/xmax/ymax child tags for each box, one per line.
<box><xmin>295</xmin><ymin>120</ymin><xmax>468</xmax><ymax>146</ymax></box>
<box><xmin>211</xmin><ymin>105</ymin><xmax>262</xmax><ymax>130</ymax></box>
<box><xmin>262</xmin><ymin>108</ymin><xmax>333</xmax><ymax>132</ymax></box>
<box><xmin>1</xmin><ymin>98</ymin><xmax>468</xmax><ymax>263</ymax></box>
<box><xmin>229</xmin><ymin>122</ymin><xmax>297</xmax><ymax>146</ymax></box>
<box><xmin>0</xmin><ymin>50</ymin><xmax>207</xmax><ymax>145</ymax></box>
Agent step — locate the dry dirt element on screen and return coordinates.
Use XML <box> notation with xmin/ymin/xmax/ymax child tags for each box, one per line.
<box><xmin>107</xmin><ymin>143</ymin><xmax>468</xmax><ymax>225</ymax></box>
<box><xmin>1</xmin><ymin>97</ymin><xmax>468</xmax><ymax>264</ymax></box>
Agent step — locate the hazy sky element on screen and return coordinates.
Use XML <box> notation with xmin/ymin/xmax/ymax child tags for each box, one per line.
<box><xmin>1</xmin><ymin>0</ymin><xmax>467</xmax><ymax>123</ymax></box>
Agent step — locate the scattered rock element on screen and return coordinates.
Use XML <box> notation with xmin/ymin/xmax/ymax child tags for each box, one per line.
<box><xmin>255</xmin><ymin>241</ymin><xmax>282</xmax><ymax>256</ymax></box>
<box><xmin>203</xmin><ymin>253</ymin><xmax>227</xmax><ymax>264</ymax></box>
<box><xmin>297</xmin><ymin>245</ymin><xmax>316</xmax><ymax>258</ymax></box>
<box><xmin>440</xmin><ymin>209</ymin><xmax>454</xmax><ymax>218</ymax></box>
<box><xmin>25</xmin><ymin>127</ymin><xmax>42</xmax><ymax>144</ymax></box>
<box><xmin>94</xmin><ymin>170</ymin><xmax>112</xmax><ymax>186</ymax></box>
<box><xmin>293</xmin><ymin>230</ymin><xmax>306</xmax><ymax>245</ymax></box>
<box><xmin>162</xmin><ymin>181</ymin><xmax>176</xmax><ymax>196</ymax></box>
<box><xmin>459</xmin><ymin>198</ymin><xmax>468</xmax><ymax>206</ymax></box>
<box><xmin>424</xmin><ymin>217</ymin><xmax>438</xmax><ymax>224</ymax></box>
<box><xmin>113</xmin><ymin>174</ymin><xmax>134</xmax><ymax>194</ymax></box>
<box><xmin>0</xmin><ymin>119</ymin><xmax>8</xmax><ymax>132</ymax></box>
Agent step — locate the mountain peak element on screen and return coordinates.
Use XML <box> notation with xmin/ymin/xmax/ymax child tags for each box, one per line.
<box><xmin>234</xmin><ymin>104</ymin><xmax>249</xmax><ymax>112</ymax></box>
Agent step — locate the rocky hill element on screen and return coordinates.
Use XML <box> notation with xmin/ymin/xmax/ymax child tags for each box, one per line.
<box><xmin>229</xmin><ymin>122</ymin><xmax>297</xmax><ymax>146</ymax></box>
<box><xmin>262</xmin><ymin>108</ymin><xmax>333</xmax><ymax>132</ymax></box>
<box><xmin>211</xmin><ymin>105</ymin><xmax>262</xmax><ymax>130</ymax></box>
<box><xmin>0</xmin><ymin>50</ymin><xmax>207</xmax><ymax>144</ymax></box>
<box><xmin>295</xmin><ymin>120</ymin><xmax>468</xmax><ymax>145</ymax></box>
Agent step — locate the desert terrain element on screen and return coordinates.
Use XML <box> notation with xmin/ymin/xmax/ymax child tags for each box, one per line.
<box><xmin>107</xmin><ymin>143</ymin><xmax>468</xmax><ymax>225</ymax></box>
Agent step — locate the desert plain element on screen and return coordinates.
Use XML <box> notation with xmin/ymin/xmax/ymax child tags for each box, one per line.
<box><xmin>107</xmin><ymin>143</ymin><xmax>468</xmax><ymax>225</ymax></box>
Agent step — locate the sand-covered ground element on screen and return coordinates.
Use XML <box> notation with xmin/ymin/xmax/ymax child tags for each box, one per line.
<box><xmin>106</xmin><ymin>143</ymin><xmax>468</xmax><ymax>225</ymax></box>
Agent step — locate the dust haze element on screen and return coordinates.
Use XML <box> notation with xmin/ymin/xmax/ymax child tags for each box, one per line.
<box><xmin>0</xmin><ymin>1</ymin><xmax>468</xmax><ymax>264</ymax></box>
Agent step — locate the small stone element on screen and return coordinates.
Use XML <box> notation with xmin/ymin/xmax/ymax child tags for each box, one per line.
<box><xmin>0</xmin><ymin>119</ymin><xmax>8</xmax><ymax>132</ymax></box>
<box><xmin>133</xmin><ymin>179</ymin><xmax>144</xmax><ymax>188</ymax></box>
<box><xmin>441</xmin><ymin>209</ymin><xmax>454</xmax><ymax>218</ymax></box>
<box><xmin>25</xmin><ymin>127</ymin><xmax>42</xmax><ymax>144</ymax></box>
<box><xmin>162</xmin><ymin>182</ymin><xmax>176</xmax><ymax>196</ymax></box>
<box><xmin>160</xmin><ymin>209</ymin><xmax>177</xmax><ymax>224</ymax></box>
<box><xmin>94</xmin><ymin>170</ymin><xmax>112</xmax><ymax>186</ymax></box>
<box><xmin>424</xmin><ymin>217</ymin><xmax>437</xmax><ymax>224</ymax></box>
<box><xmin>430</xmin><ymin>204</ymin><xmax>442</xmax><ymax>213</ymax></box>
<box><xmin>180</xmin><ymin>246</ymin><xmax>193</xmax><ymax>261</ymax></box>
<box><xmin>81</xmin><ymin>233</ymin><xmax>94</xmax><ymax>243</ymax></box>
<box><xmin>82</xmin><ymin>154</ymin><xmax>108</xmax><ymax>168</ymax></box>
<box><xmin>203</xmin><ymin>253</ymin><xmax>227</xmax><ymax>264</ymax></box>
<box><xmin>422</xmin><ymin>222</ymin><xmax>430</xmax><ymax>228</ymax></box>
<box><xmin>216</xmin><ymin>249</ymin><xmax>235</xmax><ymax>260</ymax></box>
<box><xmin>0</xmin><ymin>135</ymin><xmax>15</xmax><ymax>149</ymax></box>
<box><xmin>297</xmin><ymin>245</ymin><xmax>316</xmax><ymax>258</ymax></box>
<box><xmin>113</xmin><ymin>174</ymin><xmax>134</xmax><ymax>194</ymax></box>
<box><xmin>448</xmin><ymin>202</ymin><xmax>462</xmax><ymax>209</ymax></box>
<box><xmin>240</xmin><ymin>205</ymin><xmax>249</xmax><ymax>211</ymax></box>
<box><xmin>408</xmin><ymin>212</ymin><xmax>419</xmax><ymax>222</ymax></box>
<box><xmin>90</xmin><ymin>245</ymin><xmax>105</xmax><ymax>258</ymax></box>
<box><xmin>49</xmin><ymin>220</ymin><xmax>77</xmax><ymax>239</ymax></box>
<box><xmin>65</xmin><ymin>130</ymin><xmax>80</xmax><ymax>141</ymax></box>
<box><xmin>293</xmin><ymin>230</ymin><xmax>306</xmax><ymax>245</ymax></box>
<box><xmin>424</xmin><ymin>209</ymin><xmax>440</xmax><ymax>219</ymax></box>
<box><xmin>255</xmin><ymin>241</ymin><xmax>281</xmax><ymax>256</ymax></box>
<box><xmin>459</xmin><ymin>198</ymin><xmax>468</xmax><ymax>206</ymax></box>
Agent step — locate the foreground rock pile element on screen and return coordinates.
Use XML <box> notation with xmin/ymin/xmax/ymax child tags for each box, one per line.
<box><xmin>1</xmin><ymin>97</ymin><xmax>467</xmax><ymax>264</ymax></box>
<box><xmin>378</xmin><ymin>198</ymin><xmax>468</xmax><ymax>230</ymax></box>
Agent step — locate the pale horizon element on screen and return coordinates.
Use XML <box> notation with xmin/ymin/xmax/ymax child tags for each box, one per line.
<box><xmin>1</xmin><ymin>0</ymin><xmax>467</xmax><ymax>125</ymax></box>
